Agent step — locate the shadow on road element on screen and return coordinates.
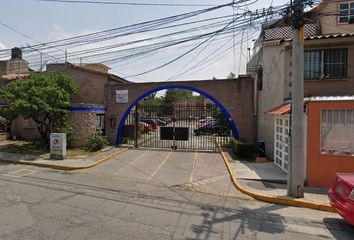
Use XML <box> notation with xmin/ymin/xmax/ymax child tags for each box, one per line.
<box><xmin>323</xmin><ymin>217</ymin><xmax>354</xmax><ymax>239</ymax></box>
<box><xmin>191</xmin><ymin>204</ymin><xmax>287</xmax><ymax>239</ymax></box>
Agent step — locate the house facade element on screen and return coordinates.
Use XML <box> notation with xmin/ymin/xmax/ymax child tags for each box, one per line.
<box><xmin>5</xmin><ymin>56</ymin><xmax>129</xmax><ymax>146</ymax></box>
<box><xmin>247</xmin><ymin>0</ymin><xmax>354</xmax><ymax>185</ymax></box>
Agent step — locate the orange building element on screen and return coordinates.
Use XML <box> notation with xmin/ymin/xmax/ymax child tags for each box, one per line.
<box><xmin>266</xmin><ymin>96</ymin><xmax>354</xmax><ymax>188</ymax></box>
<box><xmin>306</xmin><ymin>97</ymin><xmax>354</xmax><ymax>187</ymax></box>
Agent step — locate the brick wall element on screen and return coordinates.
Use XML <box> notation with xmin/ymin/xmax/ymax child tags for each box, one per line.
<box><xmin>47</xmin><ymin>64</ymin><xmax>108</xmax><ymax>105</ymax></box>
<box><xmin>105</xmin><ymin>77</ymin><xmax>254</xmax><ymax>144</ymax></box>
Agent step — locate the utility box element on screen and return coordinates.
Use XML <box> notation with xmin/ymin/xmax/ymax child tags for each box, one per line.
<box><xmin>50</xmin><ymin>133</ymin><xmax>67</xmax><ymax>160</ymax></box>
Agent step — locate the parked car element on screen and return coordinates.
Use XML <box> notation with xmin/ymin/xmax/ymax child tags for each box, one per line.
<box><xmin>156</xmin><ymin>118</ymin><xmax>167</xmax><ymax>126</ymax></box>
<box><xmin>194</xmin><ymin>122</ymin><xmax>220</xmax><ymax>136</ymax></box>
<box><xmin>140</xmin><ymin>119</ymin><xmax>157</xmax><ymax>130</ymax></box>
<box><xmin>197</xmin><ymin>117</ymin><xmax>214</xmax><ymax>128</ymax></box>
<box><xmin>139</xmin><ymin>122</ymin><xmax>153</xmax><ymax>133</ymax></box>
<box><xmin>328</xmin><ymin>173</ymin><xmax>354</xmax><ymax>226</ymax></box>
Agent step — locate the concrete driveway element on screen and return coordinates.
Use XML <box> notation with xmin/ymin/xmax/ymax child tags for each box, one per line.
<box><xmin>80</xmin><ymin>149</ymin><xmax>242</xmax><ymax>198</ymax></box>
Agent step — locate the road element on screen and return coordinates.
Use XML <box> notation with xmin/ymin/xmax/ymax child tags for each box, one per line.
<box><xmin>0</xmin><ymin>149</ymin><xmax>353</xmax><ymax>239</ymax></box>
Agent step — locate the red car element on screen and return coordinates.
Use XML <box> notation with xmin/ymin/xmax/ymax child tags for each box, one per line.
<box><xmin>139</xmin><ymin>122</ymin><xmax>153</xmax><ymax>133</ymax></box>
<box><xmin>328</xmin><ymin>173</ymin><xmax>354</xmax><ymax>226</ymax></box>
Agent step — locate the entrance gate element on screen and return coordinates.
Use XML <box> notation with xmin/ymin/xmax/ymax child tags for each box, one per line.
<box><xmin>120</xmin><ymin>104</ymin><xmax>231</xmax><ymax>151</ymax></box>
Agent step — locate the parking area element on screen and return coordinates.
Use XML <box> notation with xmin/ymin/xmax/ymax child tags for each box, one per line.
<box><xmin>80</xmin><ymin>149</ymin><xmax>240</xmax><ymax>196</ymax></box>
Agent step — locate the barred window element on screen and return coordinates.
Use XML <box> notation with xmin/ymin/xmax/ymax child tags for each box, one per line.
<box><xmin>96</xmin><ymin>114</ymin><xmax>105</xmax><ymax>132</ymax></box>
<box><xmin>339</xmin><ymin>2</ymin><xmax>354</xmax><ymax>24</ymax></box>
<box><xmin>321</xmin><ymin>109</ymin><xmax>354</xmax><ymax>156</ymax></box>
<box><xmin>304</xmin><ymin>49</ymin><xmax>347</xmax><ymax>80</ymax></box>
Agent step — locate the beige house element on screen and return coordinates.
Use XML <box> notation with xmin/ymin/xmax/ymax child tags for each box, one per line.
<box><xmin>5</xmin><ymin>56</ymin><xmax>129</xmax><ymax>146</ymax></box>
<box><xmin>247</xmin><ymin>0</ymin><xmax>354</xmax><ymax>168</ymax></box>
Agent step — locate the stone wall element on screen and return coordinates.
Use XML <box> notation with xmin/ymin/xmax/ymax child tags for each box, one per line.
<box><xmin>70</xmin><ymin>111</ymin><xmax>97</xmax><ymax>147</ymax></box>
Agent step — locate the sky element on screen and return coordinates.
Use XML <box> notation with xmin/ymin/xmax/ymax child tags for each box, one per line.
<box><xmin>0</xmin><ymin>0</ymin><xmax>290</xmax><ymax>82</ymax></box>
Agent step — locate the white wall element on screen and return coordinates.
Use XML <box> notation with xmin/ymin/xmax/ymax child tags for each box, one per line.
<box><xmin>257</xmin><ymin>44</ymin><xmax>288</xmax><ymax>159</ymax></box>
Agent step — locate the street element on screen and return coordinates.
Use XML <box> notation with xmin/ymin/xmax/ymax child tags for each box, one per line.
<box><xmin>0</xmin><ymin>149</ymin><xmax>353</xmax><ymax>239</ymax></box>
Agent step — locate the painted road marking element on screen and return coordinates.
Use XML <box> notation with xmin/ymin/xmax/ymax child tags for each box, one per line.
<box><xmin>3</xmin><ymin>169</ymin><xmax>37</xmax><ymax>178</ymax></box>
<box><xmin>189</xmin><ymin>151</ymin><xmax>197</xmax><ymax>183</ymax></box>
<box><xmin>113</xmin><ymin>151</ymin><xmax>148</xmax><ymax>176</ymax></box>
<box><xmin>147</xmin><ymin>151</ymin><xmax>172</xmax><ymax>183</ymax></box>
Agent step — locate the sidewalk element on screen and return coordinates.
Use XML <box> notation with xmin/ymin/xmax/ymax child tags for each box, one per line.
<box><xmin>223</xmin><ymin>149</ymin><xmax>330</xmax><ymax>205</ymax></box>
<box><xmin>0</xmin><ymin>147</ymin><xmax>128</xmax><ymax>170</ymax></box>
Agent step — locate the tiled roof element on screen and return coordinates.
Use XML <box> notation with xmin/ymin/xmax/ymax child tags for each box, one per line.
<box><xmin>264</xmin><ymin>103</ymin><xmax>291</xmax><ymax>115</ymax></box>
<box><xmin>305</xmin><ymin>96</ymin><xmax>354</xmax><ymax>102</ymax></box>
<box><xmin>304</xmin><ymin>32</ymin><xmax>354</xmax><ymax>40</ymax></box>
<box><xmin>263</xmin><ymin>32</ymin><xmax>354</xmax><ymax>45</ymax></box>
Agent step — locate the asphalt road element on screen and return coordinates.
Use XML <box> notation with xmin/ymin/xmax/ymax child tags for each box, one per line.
<box><xmin>0</xmin><ymin>149</ymin><xmax>353</xmax><ymax>239</ymax></box>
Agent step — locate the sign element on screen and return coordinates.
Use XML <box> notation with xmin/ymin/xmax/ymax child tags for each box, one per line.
<box><xmin>50</xmin><ymin>133</ymin><xmax>67</xmax><ymax>160</ymax></box>
<box><xmin>116</xmin><ymin>90</ymin><xmax>128</xmax><ymax>103</ymax></box>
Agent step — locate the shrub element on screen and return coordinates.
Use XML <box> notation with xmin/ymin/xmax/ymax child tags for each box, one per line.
<box><xmin>230</xmin><ymin>138</ymin><xmax>254</xmax><ymax>159</ymax></box>
<box><xmin>87</xmin><ymin>132</ymin><xmax>108</xmax><ymax>152</ymax></box>
<box><xmin>56</xmin><ymin>122</ymin><xmax>75</xmax><ymax>148</ymax></box>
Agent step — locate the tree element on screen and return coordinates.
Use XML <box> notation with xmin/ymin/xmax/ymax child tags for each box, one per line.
<box><xmin>162</xmin><ymin>89</ymin><xmax>194</xmax><ymax>115</ymax></box>
<box><xmin>0</xmin><ymin>71</ymin><xmax>79</xmax><ymax>144</ymax></box>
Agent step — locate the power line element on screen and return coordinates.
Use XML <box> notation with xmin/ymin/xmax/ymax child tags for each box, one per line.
<box><xmin>125</xmin><ymin>12</ymin><xmax>250</xmax><ymax>78</ymax></box>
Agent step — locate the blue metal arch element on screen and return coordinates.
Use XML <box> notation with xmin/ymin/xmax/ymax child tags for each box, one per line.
<box><xmin>116</xmin><ymin>85</ymin><xmax>240</xmax><ymax>144</ymax></box>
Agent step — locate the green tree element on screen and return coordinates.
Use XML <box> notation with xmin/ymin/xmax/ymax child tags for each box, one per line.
<box><xmin>0</xmin><ymin>71</ymin><xmax>78</xmax><ymax>144</ymax></box>
<box><xmin>162</xmin><ymin>89</ymin><xmax>194</xmax><ymax>114</ymax></box>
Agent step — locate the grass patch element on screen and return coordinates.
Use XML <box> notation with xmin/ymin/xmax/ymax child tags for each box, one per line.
<box><xmin>0</xmin><ymin>140</ymin><xmax>99</xmax><ymax>158</ymax></box>
<box><xmin>0</xmin><ymin>140</ymin><xmax>48</xmax><ymax>155</ymax></box>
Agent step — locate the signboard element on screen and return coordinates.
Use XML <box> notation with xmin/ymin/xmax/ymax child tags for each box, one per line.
<box><xmin>116</xmin><ymin>90</ymin><xmax>129</xmax><ymax>103</ymax></box>
<box><xmin>50</xmin><ymin>133</ymin><xmax>67</xmax><ymax>160</ymax></box>
<box><xmin>160</xmin><ymin>127</ymin><xmax>189</xmax><ymax>141</ymax></box>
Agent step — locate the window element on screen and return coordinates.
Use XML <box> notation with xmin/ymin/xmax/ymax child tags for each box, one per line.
<box><xmin>339</xmin><ymin>2</ymin><xmax>354</xmax><ymax>24</ymax></box>
<box><xmin>96</xmin><ymin>114</ymin><xmax>105</xmax><ymax>133</ymax></box>
<box><xmin>304</xmin><ymin>49</ymin><xmax>347</xmax><ymax>80</ymax></box>
<box><xmin>321</xmin><ymin>109</ymin><xmax>354</xmax><ymax>156</ymax></box>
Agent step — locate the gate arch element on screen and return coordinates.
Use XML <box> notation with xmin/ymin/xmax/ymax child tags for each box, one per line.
<box><xmin>116</xmin><ymin>85</ymin><xmax>240</xmax><ymax>145</ymax></box>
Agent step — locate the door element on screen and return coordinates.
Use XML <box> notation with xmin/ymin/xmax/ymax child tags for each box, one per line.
<box><xmin>274</xmin><ymin>116</ymin><xmax>290</xmax><ymax>172</ymax></box>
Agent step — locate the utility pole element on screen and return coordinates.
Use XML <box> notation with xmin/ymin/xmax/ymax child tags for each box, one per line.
<box><xmin>288</xmin><ymin>0</ymin><xmax>306</xmax><ymax>198</ymax></box>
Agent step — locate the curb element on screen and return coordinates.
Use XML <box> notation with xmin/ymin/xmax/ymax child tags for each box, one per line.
<box><xmin>0</xmin><ymin>148</ymin><xmax>128</xmax><ymax>171</ymax></box>
<box><xmin>217</xmin><ymin>145</ymin><xmax>335</xmax><ymax>213</ymax></box>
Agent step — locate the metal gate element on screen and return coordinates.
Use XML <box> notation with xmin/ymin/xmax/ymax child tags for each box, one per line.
<box><xmin>120</xmin><ymin>103</ymin><xmax>231</xmax><ymax>151</ymax></box>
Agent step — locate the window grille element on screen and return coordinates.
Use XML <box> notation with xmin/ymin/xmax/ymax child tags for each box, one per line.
<box><xmin>321</xmin><ymin>109</ymin><xmax>354</xmax><ymax>156</ymax></box>
<box><xmin>304</xmin><ymin>49</ymin><xmax>347</xmax><ymax>80</ymax></box>
<box><xmin>339</xmin><ymin>2</ymin><xmax>354</xmax><ymax>24</ymax></box>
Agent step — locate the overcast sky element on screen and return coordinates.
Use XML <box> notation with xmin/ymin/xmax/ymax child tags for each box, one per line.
<box><xmin>0</xmin><ymin>0</ymin><xmax>289</xmax><ymax>82</ymax></box>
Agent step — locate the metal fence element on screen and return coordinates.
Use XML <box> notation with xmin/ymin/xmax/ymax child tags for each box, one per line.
<box><xmin>120</xmin><ymin>104</ymin><xmax>231</xmax><ymax>151</ymax></box>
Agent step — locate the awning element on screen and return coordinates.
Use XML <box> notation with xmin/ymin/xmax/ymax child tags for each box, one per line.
<box><xmin>265</xmin><ymin>103</ymin><xmax>291</xmax><ymax>115</ymax></box>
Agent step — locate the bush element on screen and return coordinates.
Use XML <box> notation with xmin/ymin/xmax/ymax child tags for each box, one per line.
<box><xmin>230</xmin><ymin>138</ymin><xmax>254</xmax><ymax>159</ymax></box>
<box><xmin>86</xmin><ymin>132</ymin><xmax>108</xmax><ymax>152</ymax></box>
<box><xmin>56</xmin><ymin>122</ymin><xmax>75</xmax><ymax>148</ymax></box>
